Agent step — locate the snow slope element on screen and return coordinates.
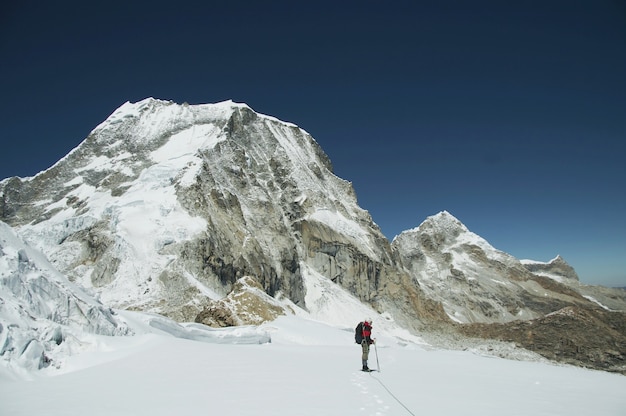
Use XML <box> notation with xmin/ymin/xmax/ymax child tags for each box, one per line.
<box><xmin>1</xmin><ymin>314</ymin><xmax>624</xmax><ymax>416</ymax></box>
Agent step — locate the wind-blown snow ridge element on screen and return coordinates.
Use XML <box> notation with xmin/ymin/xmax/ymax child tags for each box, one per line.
<box><xmin>520</xmin><ymin>255</ymin><xmax>563</xmax><ymax>266</ymax></box>
<box><xmin>94</xmin><ymin>98</ymin><xmax>251</xmax><ymax>133</ymax></box>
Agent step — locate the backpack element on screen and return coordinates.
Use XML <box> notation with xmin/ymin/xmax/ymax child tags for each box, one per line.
<box><xmin>355</xmin><ymin>322</ymin><xmax>364</xmax><ymax>344</ymax></box>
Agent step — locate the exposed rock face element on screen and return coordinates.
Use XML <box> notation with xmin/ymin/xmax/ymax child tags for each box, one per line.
<box><xmin>577</xmin><ymin>284</ymin><xmax>626</xmax><ymax>312</ymax></box>
<box><xmin>195</xmin><ymin>276</ymin><xmax>287</xmax><ymax>327</ymax></box>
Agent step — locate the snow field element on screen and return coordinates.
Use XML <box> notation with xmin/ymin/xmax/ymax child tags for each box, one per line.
<box><xmin>1</xmin><ymin>315</ymin><xmax>625</xmax><ymax>416</ymax></box>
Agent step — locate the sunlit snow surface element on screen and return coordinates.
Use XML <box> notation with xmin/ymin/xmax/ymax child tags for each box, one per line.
<box><xmin>1</xmin><ymin>313</ymin><xmax>625</xmax><ymax>416</ymax></box>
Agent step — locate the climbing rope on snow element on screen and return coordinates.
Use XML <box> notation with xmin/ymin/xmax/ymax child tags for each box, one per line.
<box><xmin>369</xmin><ymin>372</ymin><xmax>416</xmax><ymax>416</ymax></box>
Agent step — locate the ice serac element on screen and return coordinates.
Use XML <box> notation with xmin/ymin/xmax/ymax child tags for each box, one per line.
<box><xmin>391</xmin><ymin>211</ymin><xmax>589</xmax><ymax>324</ymax></box>
<box><xmin>0</xmin><ymin>98</ymin><xmax>443</xmax><ymax>331</ymax></box>
<box><xmin>0</xmin><ymin>221</ymin><xmax>130</xmax><ymax>374</ymax></box>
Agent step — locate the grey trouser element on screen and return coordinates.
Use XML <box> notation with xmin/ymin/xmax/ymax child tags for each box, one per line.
<box><xmin>361</xmin><ymin>340</ymin><xmax>370</xmax><ymax>361</ymax></box>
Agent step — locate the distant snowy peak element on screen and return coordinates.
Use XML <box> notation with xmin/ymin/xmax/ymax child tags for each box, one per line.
<box><xmin>392</xmin><ymin>211</ymin><xmax>557</xmax><ymax>324</ymax></box>
<box><xmin>394</xmin><ymin>210</ymin><xmax>505</xmax><ymax>260</ymax></box>
<box><xmin>417</xmin><ymin>210</ymin><xmax>469</xmax><ymax>235</ymax></box>
<box><xmin>521</xmin><ymin>255</ymin><xmax>580</xmax><ymax>282</ymax></box>
<box><xmin>396</xmin><ymin>211</ymin><xmax>469</xmax><ymax>240</ymax></box>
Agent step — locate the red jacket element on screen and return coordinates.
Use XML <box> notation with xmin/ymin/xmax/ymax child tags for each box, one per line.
<box><xmin>362</xmin><ymin>322</ymin><xmax>373</xmax><ymax>344</ymax></box>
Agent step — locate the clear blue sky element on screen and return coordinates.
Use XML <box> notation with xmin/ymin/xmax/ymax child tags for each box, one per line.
<box><xmin>1</xmin><ymin>1</ymin><xmax>625</xmax><ymax>287</ymax></box>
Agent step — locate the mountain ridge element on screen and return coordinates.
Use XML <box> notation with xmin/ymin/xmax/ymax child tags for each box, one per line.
<box><xmin>1</xmin><ymin>98</ymin><xmax>625</xmax><ymax>375</ymax></box>
<box><xmin>0</xmin><ymin>98</ymin><xmax>444</xmax><ymax>329</ymax></box>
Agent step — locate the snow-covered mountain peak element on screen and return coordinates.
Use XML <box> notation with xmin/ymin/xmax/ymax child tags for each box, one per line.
<box><xmin>394</xmin><ymin>211</ymin><xmax>466</xmax><ymax>243</ymax></box>
<box><xmin>1</xmin><ymin>98</ymin><xmax>400</xmax><ymax>328</ymax></box>
<box><xmin>392</xmin><ymin>210</ymin><xmax>568</xmax><ymax>323</ymax></box>
<box><xmin>93</xmin><ymin>97</ymin><xmax>229</xmax><ymax>138</ymax></box>
<box><xmin>105</xmin><ymin>97</ymin><xmax>249</xmax><ymax>119</ymax></box>
<box><xmin>420</xmin><ymin>210</ymin><xmax>469</xmax><ymax>234</ymax></box>
<box><xmin>394</xmin><ymin>210</ymin><xmax>494</xmax><ymax>255</ymax></box>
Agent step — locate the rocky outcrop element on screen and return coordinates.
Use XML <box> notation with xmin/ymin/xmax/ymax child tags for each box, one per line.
<box><xmin>458</xmin><ymin>305</ymin><xmax>626</xmax><ymax>375</ymax></box>
<box><xmin>195</xmin><ymin>276</ymin><xmax>288</xmax><ymax>327</ymax></box>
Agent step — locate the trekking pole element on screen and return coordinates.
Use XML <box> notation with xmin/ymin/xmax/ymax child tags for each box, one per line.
<box><xmin>374</xmin><ymin>340</ymin><xmax>380</xmax><ymax>372</ymax></box>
